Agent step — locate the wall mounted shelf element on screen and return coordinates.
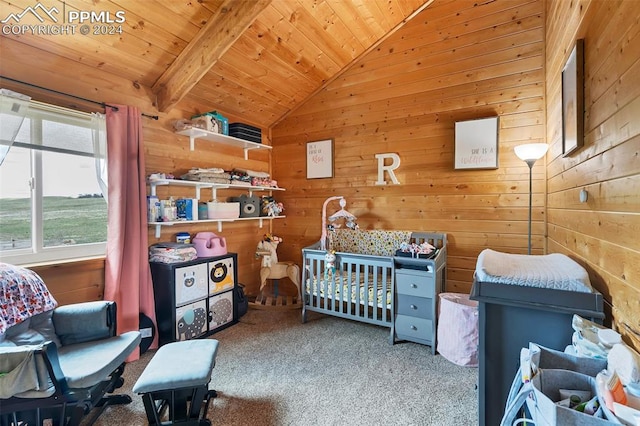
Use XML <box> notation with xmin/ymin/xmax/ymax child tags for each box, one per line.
<box><xmin>149</xmin><ymin>216</ymin><xmax>285</xmax><ymax>238</ymax></box>
<box><xmin>148</xmin><ymin>178</ymin><xmax>284</xmax><ymax>200</ymax></box>
<box><xmin>147</xmin><ymin>179</ymin><xmax>285</xmax><ymax>238</ymax></box>
<box><xmin>175</xmin><ymin>127</ymin><xmax>271</xmax><ymax>159</ymax></box>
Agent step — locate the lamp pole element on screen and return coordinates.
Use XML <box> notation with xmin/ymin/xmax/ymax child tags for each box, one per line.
<box><xmin>514</xmin><ymin>143</ymin><xmax>548</xmax><ymax>256</ymax></box>
<box><xmin>525</xmin><ymin>159</ymin><xmax>535</xmax><ymax>255</ymax></box>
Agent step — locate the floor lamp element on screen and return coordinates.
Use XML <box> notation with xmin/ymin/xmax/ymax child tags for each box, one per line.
<box><xmin>514</xmin><ymin>143</ymin><xmax>549</xmax><ymax>254</ymax></box>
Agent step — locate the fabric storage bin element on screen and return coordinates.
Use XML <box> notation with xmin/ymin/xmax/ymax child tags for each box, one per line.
<box><xmin>502</xmin><ymin>343</ymin><xmax>615</xmax><ymax>426</ymax></box>
<box><xmin>521</xmin><ymin>369</ymin><xmax>618</xmax><ymax>425</ymax></box>
<box><xmin>505</xmin><ymin>343</ymin><xmax>608</xmax><ymax>413</ymax></box>
<box><xmin>437</xmin><ymin>292</ymin><xmax>479</xmax><ymax>367</ymax></box>
<box><xmin>207</xmin><ymin>201</ymin><xmax>240</xmax><ymax>219</ymax></box>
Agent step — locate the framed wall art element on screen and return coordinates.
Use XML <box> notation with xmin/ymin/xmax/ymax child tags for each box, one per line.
<box><xmin>454</xmin><ymin>116</ymin><xmax>499</xmax><ymax>170</ymax></box>
<box><xmin>306</xmin><ymin>139</ymin><xmax>334</xmax><ymax>179</ymax></box>
<box><xmin>562</xmin><ymin>38</ymin><xmax>584</xmax><ymax>156</ymax></box>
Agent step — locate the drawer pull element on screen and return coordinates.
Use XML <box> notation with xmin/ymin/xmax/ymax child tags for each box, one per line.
<box><xmin>410</xmin><ymin>283</ymin><xmax>418</xmax><ymax>288</ymax></box>
<box><xmin>410</xmin><ymin>304</ymin><xmax>417</xmax><ymax>310</ymax></box>
<box><xmin>410</xmin><ymin>325</ymin><xmax>417</xmax><ymax>331</ymax></box>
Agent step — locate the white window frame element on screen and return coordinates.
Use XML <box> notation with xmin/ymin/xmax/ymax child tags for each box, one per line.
<box><xmin>0</xmin><ymin>102</ymin><xmax>106</xmax><ymax>265</ymax></box>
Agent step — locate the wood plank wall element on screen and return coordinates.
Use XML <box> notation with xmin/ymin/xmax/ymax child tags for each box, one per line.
<box><xmin>271</xmin><ymin>0</ymin><xmax>545</xmax><ymax>294</ymax></box>
<box><xmin>5</xmin><ymin>0</ymin><xmax>637</xmax><ymax>353</ymax></box>
<box><xmin>545</xmin><ymin>0</ymin><xmax>640</xmax><ymax>349</ymax></box>
<box><xmin>0</xmin><ymin>38</ymin><xmax>272</xmax><ymax>302</ymax></box>
<box><xmin>29</xmin><ymin>258</ymin><xmax>106</xmax><ymax>306</ymax></box>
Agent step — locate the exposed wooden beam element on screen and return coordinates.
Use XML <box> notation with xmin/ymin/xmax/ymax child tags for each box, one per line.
<box><xmin>153</xmin><ymin>0</ymin><xmax>272</xmax><ymax>112</ymax></box>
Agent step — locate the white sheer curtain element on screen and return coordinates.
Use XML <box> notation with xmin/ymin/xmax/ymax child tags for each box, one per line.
<box><xmin>0</xmin><ymin>89</ymin><xmax>30</xmax><ymax>166</ymax></box>
<box><xmin>91</xmin><ymin>112</ymin><xmax>108</xmax><ymax>202</ymax></box>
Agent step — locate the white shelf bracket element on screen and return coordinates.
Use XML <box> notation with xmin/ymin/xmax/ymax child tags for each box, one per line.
<box><xmin>212</xmin><ymin>188</ymin><xmax>218</xmax><ymax>200</ymax></box>
<box><xmin>195</xmin><ymin>186</ymin><xmax>201</xmax><ymax>199</ymax></box>
<box><xmin>155</xmin><ymin>225</ymin><xmax>161</xmax><ymax>238</ymax></box>
<box><xmin>217</xmin><ymin>221</ymin><xmax>223</xmax><ymax>232</ymax></box>
<box><xmin>258</xmin><ymin>218</ymin><xmax>264</xmax><ymax>228</ymax></box>
<box><xmin>189</xmin><ymin>135</ymin><xmax>195</xmax><ymax>151</ymax></box>
<box><xmin>242</xmin><ymin>146</ymin><xmax>261</xmax><ymax>160</ymax></box>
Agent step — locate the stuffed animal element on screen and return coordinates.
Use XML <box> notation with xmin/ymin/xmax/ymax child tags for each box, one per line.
<box><xmin>324</xmin><ymin>250</ymin><xmax>336</xmax><ymax>281</ymax></box>
<box><xmin>260</xmin><ymin>196</ymin><xmax>285</xmax><ymax>217</ymax></box>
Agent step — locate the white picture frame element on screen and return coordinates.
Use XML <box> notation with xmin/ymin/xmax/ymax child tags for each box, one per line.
<box><xmin>306</xmin><ymin>139</ymin><xmax>334</xmax><ymax>179</ymax></box>
<box><xmin>454</xmin><ymin>117</ymin><xmax>499</xmax><ymax>170</ymax></box>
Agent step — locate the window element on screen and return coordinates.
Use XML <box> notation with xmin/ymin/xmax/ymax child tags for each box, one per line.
<box><xmin>0</xmin><ymin>101</ymin><xmax>107</xmax><ymax>265</ymax></box>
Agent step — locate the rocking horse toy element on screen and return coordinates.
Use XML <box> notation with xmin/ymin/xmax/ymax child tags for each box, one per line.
<box><xmin>255</xmin><ymin>234</ymin><xmax>301</xmax><ymax>302</ymax></box>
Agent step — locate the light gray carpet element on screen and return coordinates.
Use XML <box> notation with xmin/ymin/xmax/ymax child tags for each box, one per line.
<box><xmin>91</xmin><ymin>308</ymin><xmax>478</xmax><ymax>425</ymax></box>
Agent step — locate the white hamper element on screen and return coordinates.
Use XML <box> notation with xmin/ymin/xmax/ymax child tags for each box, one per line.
<box><xmin>437</xmin><ymin>292</ymin><xmax>479</xmax><ymax>367</ymax></box>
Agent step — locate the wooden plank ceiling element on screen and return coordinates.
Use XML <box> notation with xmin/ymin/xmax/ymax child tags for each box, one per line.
<box><xmin>0</xmin><ymin>0</ymin><xmax>432</xmax><ymax>128</ymax></box>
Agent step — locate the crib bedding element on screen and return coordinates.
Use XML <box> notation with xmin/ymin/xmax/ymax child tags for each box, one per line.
<box><xmin>305</xmin><ymin>273</ymin><xmax>393</xmax><ymax>307</ymax></box>
<box><xmin>475</xmin><ymin>248</ymin><xmax>593</xmax><ymax>293</ymax></box>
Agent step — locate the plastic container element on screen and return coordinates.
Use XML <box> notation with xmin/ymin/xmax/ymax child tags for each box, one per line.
<box><xmin>192</xmin><ymin>232</ymin><xmax>227</xmax><ymax>257</ymax></box>
<box><xmin>176</xmin><ymin>232</ymin><xmax>191</xmax><ymax>244</ymax></box>
<box><xmin>198</xmin><ymin>202</ymin><xmax>208</xmax><ymax>220</ymax></box>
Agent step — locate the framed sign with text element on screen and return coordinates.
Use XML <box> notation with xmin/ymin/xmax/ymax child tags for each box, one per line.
<box><xmin>454</xmin><ymin>117</ymin><xmax>499</xmax><ymax>170</ymax></box>
<box><xmin>306</xmin><ymin>139</ymin><xmax>334</xmax><ymax>179</ymax></box>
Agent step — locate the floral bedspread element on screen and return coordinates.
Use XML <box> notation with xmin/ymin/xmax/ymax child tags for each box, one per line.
<box><xmin>0</xmin><ymin>263</ymin><xmax>58</xmax><ymax>334</ymax></box>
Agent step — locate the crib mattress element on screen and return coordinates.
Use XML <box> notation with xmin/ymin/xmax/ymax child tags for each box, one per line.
<box><xmin>475</xmin><ymin>249</ymin><xmax>593</xmax><ymax>293</ymax></box>
<box><xmin>305</xmin><ymin>273</ymin><xmax>392</xmax><ymax>308</ymax></box>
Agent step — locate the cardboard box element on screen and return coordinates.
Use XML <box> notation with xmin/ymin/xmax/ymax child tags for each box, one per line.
<box><xmin>191</xmin><ymin>111</ymin><xmax>228</xmax><ymax>135</ymax></box>
<box><xmin>176</xmin><ymin>198</ymin><xmax>198</xmax><ymax>220</ymax></box>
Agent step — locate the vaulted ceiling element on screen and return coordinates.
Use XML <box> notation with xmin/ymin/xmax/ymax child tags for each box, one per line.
<box><xmin>1</xmin><ymin>0</ymin><xmax>433</xmax><ymax>128</ymax></box>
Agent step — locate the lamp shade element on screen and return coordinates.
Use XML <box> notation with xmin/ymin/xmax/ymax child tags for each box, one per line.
<box><xmin>514</xmin><ymin>143</ymin><xmax>549</xmax><ymax>162</ymax></box>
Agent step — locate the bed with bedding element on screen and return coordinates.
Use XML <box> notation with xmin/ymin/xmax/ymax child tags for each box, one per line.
<box><xmin>301</xmin><ymin>229</ymin><xmax>447</xmax><ymax>345</ymax></box>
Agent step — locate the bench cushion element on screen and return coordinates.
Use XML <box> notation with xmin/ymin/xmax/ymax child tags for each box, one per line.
<box><xmin>57</xmin><ymin>331</ymin><xmax>141</xmax><ymax>389</ymax></box>
<box><xmin>133</xmin><ymin>340</ymin><xmax>218</xmax><ymax>394</ymax></box>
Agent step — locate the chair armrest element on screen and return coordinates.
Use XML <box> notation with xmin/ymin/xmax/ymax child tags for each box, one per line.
<box><xmin>53</xmin><ymin>301</ymin><xmax>117</xmax><ymax>346</ymax></box>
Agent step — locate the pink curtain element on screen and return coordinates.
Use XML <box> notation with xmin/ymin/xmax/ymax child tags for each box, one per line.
<box><xmin>104</xmin><ymin>105</ymin><xmax>157</xmax><ymax>360</ymax></box>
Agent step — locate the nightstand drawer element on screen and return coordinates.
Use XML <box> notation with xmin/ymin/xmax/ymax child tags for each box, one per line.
<box><xmin>396</xmin><ymin>294</ymin><xmax>433</xmax><ymax>319</ymax></box>
<box><xmin>395</xmin><ymin>315</ymin><xmax>433</xmax><ymax>341</ymax></box>
<box><xmin>396</xmin><ymin>272</ymin><xmax>435</xmax><ymax>297</ymax></box>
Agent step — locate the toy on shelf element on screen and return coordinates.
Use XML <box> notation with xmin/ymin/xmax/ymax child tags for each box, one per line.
<box><xmin>261</xmin><ymin>196</ymin><xmax>284</xmax><ymax>217</ymax></box>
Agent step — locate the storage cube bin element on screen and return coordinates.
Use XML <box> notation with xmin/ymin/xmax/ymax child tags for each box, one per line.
<box><xmin>207</xmin><ymin>202</ymin><xmax>240</xmax><ymax>219</ymax></box>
